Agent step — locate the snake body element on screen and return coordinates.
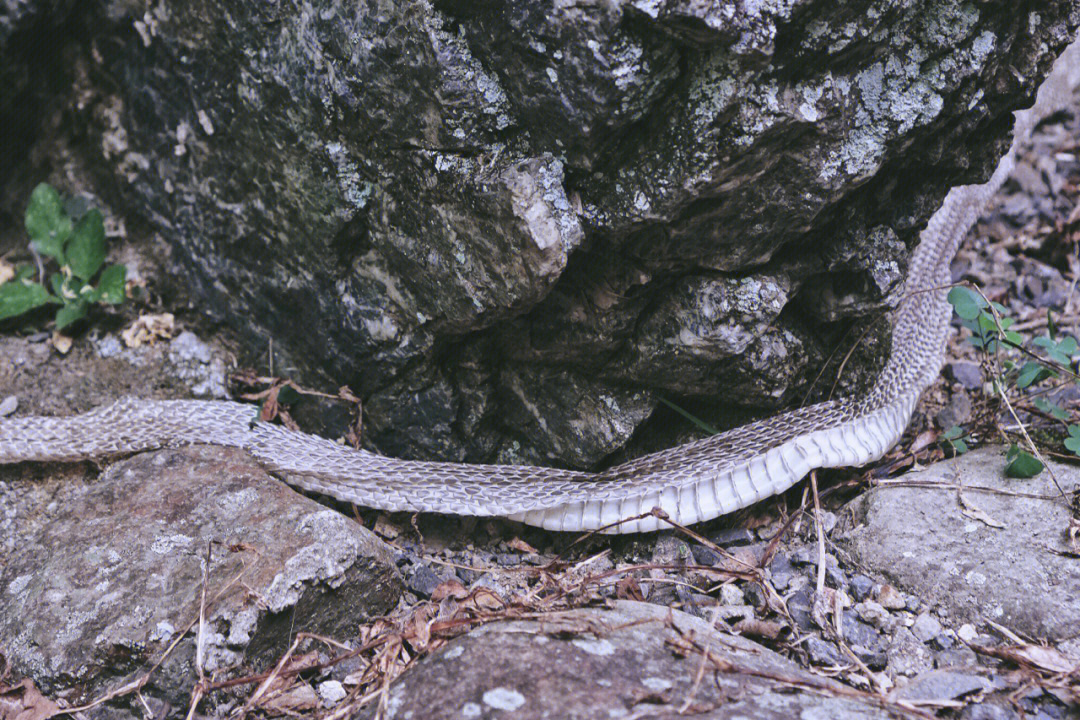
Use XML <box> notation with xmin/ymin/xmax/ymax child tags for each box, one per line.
<box><xmin>1</xmin><ymin>59</ymin><xmax>1071</xmax><ymax>533</ymax></box>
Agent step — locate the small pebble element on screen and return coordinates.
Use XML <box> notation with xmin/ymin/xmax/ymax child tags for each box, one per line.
<box><xmin>767</xmin><ymin>553</ymin><xmax>795</xmax><ymax>591</ymax></box>
<box><xmin>719</xmin><ymin>583</ymin><xmax>745</xmax><ymax>606</ymax></box>
<box><xmin>910</xmin><ymin>613</ymin><xmax>943</xmax><ymax>642</ymax></box>
<box><xmin>0</xmin><ymin>396</ymin><xmax>17</xmax><ymax>417</ymax></box>
<box><xmin>849</xmin><ymin>574</ymin><xmax>874</xmax><ymax>601</ymax></box>
<box><xmin>930</xmin><ymin>632</ymin><xmax>955</xmax><ymax>651</ymax></box>
<box><xmin>709</xmin><ymin>527</ymin><xmax>754</xmax><ymax>547</ymax></box>
<box><xmin>854</xmin><ymin>601</ymin><xmax>891</xmax><ymax>628</ymax></box>
<box><xmin>946</xmin><ymin>361</ymin><xmax>984</xmax><ymax>390</ymax></box>
<box><xmin>805</xmin><ymin>637</ymin><xmax>846</xmax><ymax>666</ymax></box>
<box><xmin>317</xmin><ymin>681</ymin><xmax>347</xmax><ymax>706</ymax></box>
<box><xmin>406</xmin><ymin>564</ymin><xmax>445</xmax><ymax>598</ymax></box>
<box><xmin>873</xmin><ymin>583</ymin><xmax>907</xmax><ymax>610</ymax></box>
<box><xmin>957</xmin><ymin>624</ymin><xmax>978</xmax><ymax>642</ymax></box>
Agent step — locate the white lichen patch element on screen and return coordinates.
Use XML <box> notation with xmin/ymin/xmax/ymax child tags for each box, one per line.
<box><xmin>482</xmin><ymin>687</ymin><xmax>526</xmax><ymax>711</ymax></box>
<box><xmin>571</xmin><ymin>637</ymin><xmax>616</xmax><ymax>656</ymax></box>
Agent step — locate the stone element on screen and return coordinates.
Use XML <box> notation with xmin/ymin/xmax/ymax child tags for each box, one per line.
<box><xmin>0</xmin><ymin>395</ymin><xmax>16</xmax><ymax>416</ymax></box>
<box><xmin>850</xmin><ymin>573</ymin><xmax>875</xmax><ymax>601</ymax></box>
<box><xmin>838</xmin><ymin>447</ymin><xmax>1080</xmax><ymax>640</ymax></box>
<box><xmin>874</xmin><ymin>584</ymin><xmax>908</xmax><ymax>609</ymax></box>
<box><xmin>356</xmin><ymin>601</ymin><xmax>921</xmax><ymax>720</ymax></box>
<box><xmin>406</xmin><ymin>563</ymin><xmax>449</xmax><ymax>598</ymax></box>
<box><xmin>911</xmin><ymin>612</ymin><xmax>943</xmax><ymax>643</ymax></box>
<box><xmin>719</xmin><ymin>583</ymin><xmax>745</xmax><ymax>606</ymax></box>
<box><xmin>936</xmin><ymin>647</ymin><xmax>979</xmax><ymax>669</ymax></box>
<box><xmin>767</xmin><ymin>552</ymin><xmax>796</xmax><ymax>591</ymax></box>
<box><xmin>891</xmin><ymin>669</ymin><xmax>992</xmax><ymax>702</ymax></box>
<box><xmin>887</xmin><ymin>628</ymin><xmax>936</xmax><ymax>677</ymax></box>
<box><xmin>709</xmin><ymin>527</ymin><xmax>754</xmax><ymax>547</ymax></box>
<box><xmin>806</xmin><ymin>637</ymin><xmax>847</xmax><ymax>666</ymax></box>
<box><xmin>961</xmin><ymin>703</ymin><xmax>1021</xmax><ymax>720</ymax></box>
<box><xmin>855</xmin><ymin>601</ymin><xmax>892</xmax><ymax>629</ymax></box>
<box><xmin>2</xmin><ymin>1</ymin><xmax>1075</xmax><ymax>465</ymax></box>
<box><xmin>317</xmin><ymin>680</ymin><xmax>348</xmax><ymax>706</ymax></box>
<box><xmin>787</xmin><ymin>588</ymin><xmax>816</xmax><ymax>632</ymax></box>
<box><xmin>946</xmin><ymin>361</ymin><xmax>985</xmax><ymax>390</ymax></box>
<box><xmin>842</xmin><ymin>611</ymin><xmax>888</xmax><ymax>669</ymax></box>
<box><xmin>935</xmin><ymin>391</ymin><xmax>973</xmax><ymax>429</ymax></box>
<box><xmin>0</xmin><ymin>447</ymin><xmax>402</xmax><ymax>708</ymax></box>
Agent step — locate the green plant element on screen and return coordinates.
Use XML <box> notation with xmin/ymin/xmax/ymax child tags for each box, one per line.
<box><xmin>0</xmin><ymin>183</ymin><xmax>127</xmax><ymax>330</ymax></box>
<box><xmin>946</xmin><ymin>286</ymin><xmax>1080</xmax><ymax>475</ymax></box>
<box><xmin>940</xmin><ymin>425</ymin><xmax>970</xmax><ymax>455</ymax></box>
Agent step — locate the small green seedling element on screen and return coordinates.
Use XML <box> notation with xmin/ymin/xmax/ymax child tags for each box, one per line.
<box><xmin>941</xmin><ymin>425</ymin><xmax>969</xmax><ymax>455</ymax></box>
<box><xmin>1004</xmin><ymin>444</ymin><xmax>1044</xmax><ymax>479</ymax></box>
<box><xmin>0</xmin><ymin>183</ymin><xmax>127</xmax><ymax>330</ymax></box>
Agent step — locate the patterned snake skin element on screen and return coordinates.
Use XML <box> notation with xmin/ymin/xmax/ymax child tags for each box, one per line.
<box><xmin>1</xmin><ymin>53</ymin><xmax>1073</xmax><ymax>533</ymax></box>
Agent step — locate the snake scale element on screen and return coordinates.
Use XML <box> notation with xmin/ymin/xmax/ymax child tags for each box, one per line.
<box><xmin>1</xmin><ymin>53</ymin><xmax>1074</xmax><ymax>534</ymax></box>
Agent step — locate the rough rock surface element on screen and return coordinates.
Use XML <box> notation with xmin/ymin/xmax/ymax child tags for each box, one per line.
<box><xmin>836</xmin><ymin>446</ymin><xmax>1080</xmax><ymax>641</ymax></box>
<box><xmin>358</xmin><ymin>600</ymin><xmax>919</xmax><ymax>720</ymax></box>
<box><xmin>1</xmin><ymin>1</ymin><xmax>1077</xmax><ymax>465</ymax></box>
<box><xmin>0</xmin><ymin>446</ymin><xmax>402</xmax><ymax>711</ymax></box>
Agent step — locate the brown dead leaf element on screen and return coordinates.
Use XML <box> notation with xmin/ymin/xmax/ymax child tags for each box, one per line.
<box><xmin>430</xmin><ymin>579</ymin><xmax>468</xmax><ymax>602</ymax></box>
<box><xmin>972</xmin><ymin>643</ymin><xmax>1079</xmax><ymax>674</ymax></box>
<box><xmin>49</xmin><ymin>333</ymin><xmax>72</xmax><ymax>355</ymax></box>
<box><xmin>121</xmin><ymin>313</ymin><xmax>175</xmax><ymax>347</ymax></box>
<box><xmin>507</xmin><ymin>537</ymin><xmax>538</xmax><ymax>555</ymax></box>
<box><xmin>468</xmin><ymin>588</ymin><xmax>505</xmax><ymax>611</ymax></box>
<box><xmin>0</xmin><ymin>680</ymin><xmax>60</xmax><ymax>720</ymax></box>
<box><xmin>909</xmin><ymin>430</ymin><xmax>939</xmax><ymax>455</ymax></box>
<box><xmin>616</xmin><ymin>575</ymin><xmax>645</xmax><ymax>601</ymax></box>
<box><xmin>259</xmin><ymin>683</ymin><xmax>320</xmax><ymax>716</ymax></box>
<box><xmin>372</xmin><ymin>515</ymin><xmax>402</xmax><ymax>540</ymax></box>
<box><xmin>731</xmin><ymin>618</ymin><xmax>788</xmax><ymax>641</ymax></box>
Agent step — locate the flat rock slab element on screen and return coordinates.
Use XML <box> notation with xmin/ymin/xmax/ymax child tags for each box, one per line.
<box><xmin>837</xmin><ymin>447</ymin><xmax>1080</xmax><ymax>640</ymax></box>
<box><xmin>360</xmin><ymin>600</ymin><xmax>918</xmax><ymax>720</ymax></box>
<box><xmin>0</xmin><ymin>447</ymin><xmax>402</xmax><ymax>711</ymax></box>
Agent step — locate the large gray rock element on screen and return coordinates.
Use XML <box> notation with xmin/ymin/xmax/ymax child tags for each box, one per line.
<box><xmin>358</xmin><ymin>600</ymin><xmax>920</xmax><ymax>720</ymax></box>
<box><xmin>0</xmin><ymin>446</ymin><xmax>402</xmax><ymax>713</ymax></box>
<box><xmin>1</xmin><ymin>1</ymin><xmax>1078</xmax><ymax>465</ymax></box>
<box><xmin>837</xmin><ymin>446</ymin><xmax>1080</xmax><ymax>641</ymax></box>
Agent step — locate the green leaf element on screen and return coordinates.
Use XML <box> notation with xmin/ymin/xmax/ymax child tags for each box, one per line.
<box><xmin>24</xmin><ymin>183</ymin><xmax>72</xmax><ymax>262</ymax></box>
<box><xmin>80</xmin><ymin>283</ymin><xmax>102</xmax><ymax>303</ymax></box>
<box><xmin>1004</xmin><ymin>448</ymin><xmax>1044</xmax><ymax>478</ymax></box>
<box><xmin>977</xmin><ymin>313</ymin><xmax>998</xmax><ymax>333</ymax></box>
<box><xmin>0</xmin><ymin>280</ymin><xmax>55</xmax><ymax>321</ymax></box>
<box><xmin>66</xmin><ymin>209</ymin><xmax>106</xmax><ymax>281</ymax></box>
<box><xmin>1066</xmin><ymin>425</ymin><xmax>1080</xmax><ymax>455</ymax></box>
<box><xmin>97</xmin><ymin>264</ymin><xmax>127</xmax><ymax>304</ymax></box>
<box><xmin>942</xmin><ymin>425</ymin><xmax>964</xmax><ymax>440</ymax></box>
<box><xmin>950</xmin><ymin>438</ymin><xmax>968</xmax><ymax>454</ymax></box>
<box><xmin>948</xmin><ymin>287</ymin><xmax>987</xmax><ymax>321</ymax></box>
<box><xmin>1004</xmin><ymin>330</ymin><xmax>1023</xmax><ymax>346</ymax></box>
<box><xmin>49</xmin><ymin>272</ymin><xmax>65</xmax><ymax>299</ymax></box>
<box><xmin>276</xmin><ymin>385</ymin><xmax>301</xmax><ymax>405</ymax></box>
<box><xmin>53</xmin><ymin>300</ymin><xmax>88</xmax><ymax>330</ymax></box>
<box><xmin>14</xmin><ymin>265</ymin><xmax>35</xmax><ymax>282</ymax></box>
<box><xmin>1034</xmin><ymin>397</ymin><xmax>1070</xmax><ymax>421</ymax></box>
<box><xmin>990</xmin><ymin>301</ymin><xmax>1010</xmax><ymax>316</ymax></box>
<box><xmin>1016</xmin><ymin>361</ymin><xmax>1052</xmax><ymax>389</ymax></box>
<box><xmin>1048</xmin><ymin>311</ymin><xmax>1058</xmax><ymax>340</ymax></box>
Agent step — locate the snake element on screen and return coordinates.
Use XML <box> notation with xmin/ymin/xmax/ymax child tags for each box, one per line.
<box><xmin>1</xmin><ymin>57</ymin><xmax>1072</xmax><ymax>534</ymax></box>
